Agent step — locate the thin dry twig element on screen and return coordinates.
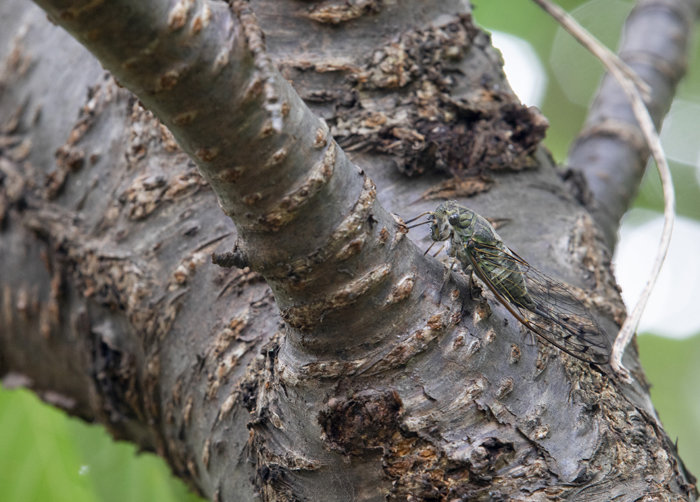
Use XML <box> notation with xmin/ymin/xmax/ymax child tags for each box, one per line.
<box><xmin>531</xmin><ymin>0</ymin><xmax>675</xmax><ymax>382</ymax></box>
<box><xmin>532</xmin><ymin>0</ymin><xmax>651</xmax><ymax>100</ymax></box>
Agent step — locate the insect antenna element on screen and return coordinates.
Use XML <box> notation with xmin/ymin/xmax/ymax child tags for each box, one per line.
<box><xmin>403</xmin><ymin>211</ymin><xmax>432</xmax><ymax>225</ymax></box>
<box><xmin>406</xmin><ymin>220</ymin><xmax>432</xmax><ymax>229</ymax></box>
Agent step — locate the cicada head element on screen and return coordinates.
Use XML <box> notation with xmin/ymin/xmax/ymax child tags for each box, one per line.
<box><xmin>430</xmin><ymin>201</ymin><xmax>459</xmax><ymax>241</ymax></box>
<box><xmin>430</xmin><ymin>200</ymin><xmax>476</xmax><ymax>242</ymax></box>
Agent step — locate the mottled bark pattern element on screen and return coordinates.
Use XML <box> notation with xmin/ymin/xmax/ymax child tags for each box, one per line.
<box><xmin>0</xmin><ymin>0</ymin><xmax>697</xmax><ymax>501</ymax></box>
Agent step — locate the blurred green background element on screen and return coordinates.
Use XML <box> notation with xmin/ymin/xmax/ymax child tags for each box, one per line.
<box><xmin>1</xmin><ymin>1</ymin><xmax>698</xmax><ymax>500</ymax></box>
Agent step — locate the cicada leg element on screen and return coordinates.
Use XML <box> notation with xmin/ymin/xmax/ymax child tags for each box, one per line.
<box><xmin>466</xmin><ymin>267</ymin><xmax>483</xmax><ymax>302</ymax></box>
<box><xmin>517</xmin><ymin>312</ymin><xmax>539</xmax><ymax>348</ymax></box>
<box><xmin>435</xmin><ymin>256</ymin><xmax>463</xmax><ymax>307</ymax></box>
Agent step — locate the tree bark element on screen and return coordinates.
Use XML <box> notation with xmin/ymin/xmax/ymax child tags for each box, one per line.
<box><xmin>0</xmin><ymin>0</ymin><xmax>696</xmax><ymax>500</ymax></box>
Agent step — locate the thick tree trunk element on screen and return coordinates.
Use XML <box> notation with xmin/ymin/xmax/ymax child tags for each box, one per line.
<box><xmin>0</xmin><ymin>0</ymin><xmax>697</xmax><ymax>500</ymax></box>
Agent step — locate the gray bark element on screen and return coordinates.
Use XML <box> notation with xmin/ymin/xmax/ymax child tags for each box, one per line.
<box><xmin>0</xmin><ymin>0</ymin><xmax>696</xmax><ymax>500</ymax></box>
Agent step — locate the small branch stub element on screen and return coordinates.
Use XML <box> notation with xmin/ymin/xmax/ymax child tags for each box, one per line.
<box><xmin>212</xmin><ymin>244</ymin><xmax>249</xmax><ymax>269</ymax></box>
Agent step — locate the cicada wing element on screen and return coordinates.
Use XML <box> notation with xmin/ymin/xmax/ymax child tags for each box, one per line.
<box><xmin>466</xmin><ymin>242</ymin><xmax>612</xmax><ymax>365</ymax></box>
<box><xmin>521</xmin><ymin>268</ymin><xmax>611</xmax><ymax>361</ymax></box>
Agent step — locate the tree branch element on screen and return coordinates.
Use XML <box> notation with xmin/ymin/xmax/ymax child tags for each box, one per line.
<box><xmin>0</xmin><ymin>0</ymin><xmax>696</xmax><ymax>499</ymax></box>
<box><xmin>567</xmin><ymin>0</ymin><xmax>699</xmax><ymax>248</ymax></box>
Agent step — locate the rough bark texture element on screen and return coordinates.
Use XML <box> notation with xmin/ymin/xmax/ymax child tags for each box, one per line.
<box><xmin>0</xmin><ymin>0</ymin><xmax>696</xmax><ymax>501</ymax></box>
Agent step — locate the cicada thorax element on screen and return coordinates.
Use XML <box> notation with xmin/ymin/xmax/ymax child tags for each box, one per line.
<box><xmin>445</xmin><ymin>209</ymin><xmax>535</xmax><ymax>311</ymax></box>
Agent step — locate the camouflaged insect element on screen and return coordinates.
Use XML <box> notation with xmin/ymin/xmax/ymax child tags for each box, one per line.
<box><xmin>418</xmin><ymin>200</ymin><xmax>611</xmax><ymax>365</ymax></box>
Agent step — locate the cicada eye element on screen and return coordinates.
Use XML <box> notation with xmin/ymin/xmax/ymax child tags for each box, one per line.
<box><xmin>448</xmin><ymin>213</ymin><xmax>460</xmax><ymax>225</ymax></box>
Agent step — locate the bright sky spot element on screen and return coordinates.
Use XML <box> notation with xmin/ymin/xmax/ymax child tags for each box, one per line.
<box><xmin>490</xmin><ymin>31</ymin><xmax>546</xmax><ymax>107</ymax></box>
<box><xmin>660</xmin><ymin>99</ymin><xmax>700</xmax><ymax>173</ymax></box>
<box><xmin>614</xmin><ymin>210</ymin><xmax>700</xmax><ymax>339</ymax></box>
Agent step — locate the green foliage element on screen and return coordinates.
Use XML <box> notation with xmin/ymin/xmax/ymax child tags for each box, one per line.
<box><xmin>0</xmin><ymin>386</ymin><xmax>204</xmax><ymax>502</ymax></box>
<box><xmin>638</xmin><ymin>334</ymin><xmax>700</xmax><ymax>478</ymax></box>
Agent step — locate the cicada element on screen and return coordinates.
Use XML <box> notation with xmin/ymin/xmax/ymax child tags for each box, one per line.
<box><xmin>406</xmin><ymin>200</ymin><xmax>611</xmax><ymax>365</ymax></box>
